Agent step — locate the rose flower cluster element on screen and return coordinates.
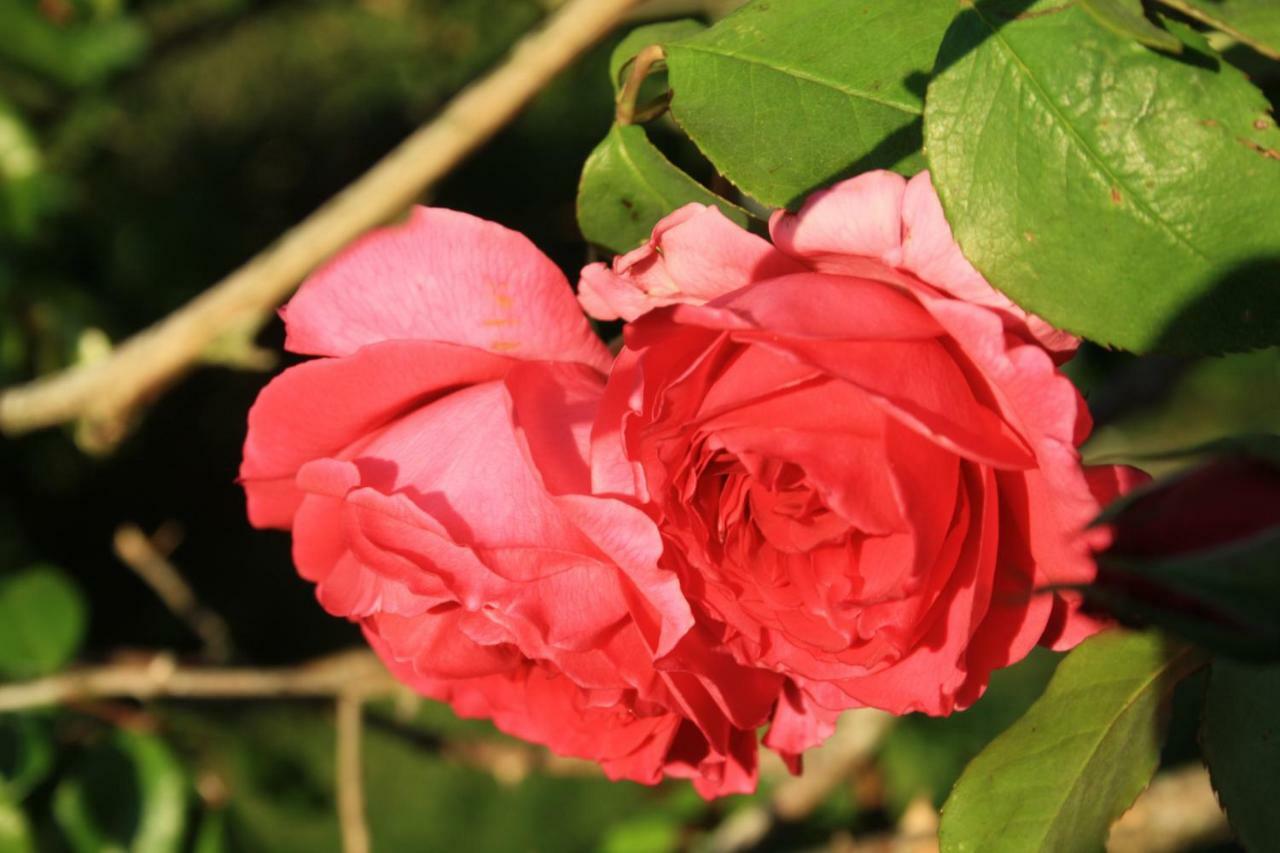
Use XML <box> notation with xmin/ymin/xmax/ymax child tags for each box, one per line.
<box><xmin>240</xmin><ymin>171</ymin><xmax>1141</xmax><ymax>796</ymax></box>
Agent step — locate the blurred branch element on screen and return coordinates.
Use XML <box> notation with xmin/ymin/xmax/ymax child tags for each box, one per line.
<box><xmin>709</xmin><ymin>709</ymin><xmax>896</xmax><ymax>853</ymax></box>
<box><xmin>336</xmin><ymin>693</ymin><xmax>371</xmax><ymax>853</ymax></box>
<box><xmin>845</xmin><ymin>796</ymin><xmax>939</xmax><ymax>853</ymax></box>
<box><xmin>0</xmin><ymin>0</ymin><xmax>646</xmax><ymax>448</ymax></box>
<box><xmin>0</xmin><ymin>649</ymin><xmax>395</xmax><ymax>712</ymax></box>
<box><xmin>113</xmin><ymin>523</ymin><xmax>234</xmax><ymax>663</ymax></box>
<box><xmin>773</xmin><ymin>709</ymin><xmax>895</xmax><ymax>821</ymax></box>
<box><xmin>1107</xmin><ymin>764</ymin><xmax>1231</xmax><ymax>853</ymax></box>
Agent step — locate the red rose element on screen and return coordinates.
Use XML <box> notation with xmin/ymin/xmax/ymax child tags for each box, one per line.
<box><xmin>583</xmin><ymin>172</ymin><xmax>1143</xmax><ymax>755</ymax></box>
<box><xmin>240</xmin><ymin>208</ymin><xmax>780</xmax><ymax>795</ymax></box>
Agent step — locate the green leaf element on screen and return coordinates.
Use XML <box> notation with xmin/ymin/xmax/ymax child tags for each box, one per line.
<box><xmin>0</xmin><ymin>795</ymin><xmax>34</xmax><ymax>853</ymax></box>
<box><xmin>577</xmin><ymin>123</ymin><xmax>750</xmax><ymax>253</ymax></box>
<box><xmin>1202</xmin><ymin>659</ymin><xmax>1280</xmax><ymax>849</ymax></box>
<box><xmin>0</xmin><ymin>717</ymin><xmax>54</xmax><ymax>803</ymax></box>
<box><xmin>0</xmin><ymin>566</ymin><xmax>87</xmax><ymax>681</ymax></box>
<box><xmin>1161</xmin><ymin>0</ymin><xmax>1280</xmax><ymax>60</ymax></box>
<box><xmin>53</xmin><ymin>730</ymin><xmax>188</xmax><ymax>853</ymax></box>
<box><xmin>609</xmin><ymin>19</ymin><xmax>705</xmax><ymax>95</ymax></box>
<box><xmin>939</xmin><ymin>631</ymin><xmax>1205</xmax><ymax>853</ymax></box>
<box><xmin>925</xmin><ymin>1</ymin><xmax>1280</xmax><ymax>354</ymax></box>
<box><xmin>0</xmin><ymin>4</ymin><xmax>148</xmax><ymax>88</ymax></box>
<box><xmin>665</xmin><ymin>0</ymin><xmax>957</xmax><ymax>207</ymax></box>
<box><xmin>1080</xmin><ymin>0</ymin><xmax>1183</xmax><ymax>51</ymax></box>
<box><xmin>1084</xmin><ymin>349</ymin><xmax>1280</xmax><ymax>474</ymax></box>
<box><xmin>0</xmin><ymin>96</ymin><xmax>62</xmax><ymax>241</ymax></box>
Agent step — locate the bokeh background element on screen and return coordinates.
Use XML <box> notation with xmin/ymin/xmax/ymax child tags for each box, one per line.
<box><xmin>1</xmin><ymin>0</ymin><xmax>1276</xmax><ymax>850</ymax></box>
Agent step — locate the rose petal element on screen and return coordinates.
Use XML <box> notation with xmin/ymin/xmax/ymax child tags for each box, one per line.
<box><xmin>282</xmin><ymin>206</ymin><xmax>609</xmax><ymax>370</ymax></box>
<box><xmin>578</xmin><ymin>204</ymin><xmax>802</xmax><ymax>322</ymax></box>
<box><xmin>240</xmin><ymin>341</ymin><xmax>510</xmax><ymax>529</ymax></box>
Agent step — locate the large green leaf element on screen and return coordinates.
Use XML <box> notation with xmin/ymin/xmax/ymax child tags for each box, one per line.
<box><xmin>939</xmin><ymin>631</ymin><xmax>1204</xmax><ymax>853</ymax></box>
<box><xmin>577</xmin><ymin>124</ymin><xmax>750</xmax><ymax>253</ymax></box>
<box><xmin>925</xmin><ymin>1</ymin><xmax>1280</xmax><ymax>354</ymax></box>
<box><xmin>53</xmin><ymin>730</ymin><xmax>188</xmax><ymax>853</ymax></box>
<box><xmin>1202</xmin><ymin>659</ymin><xmax>1280</xmax><ymax>850</ymax></box>
<box><xmin>1162</xmin><ymin>0</ymin><xmax>1280</xmax><ymax>59</ymax></box>
<box><xmin>1081</xmin><ymin>0</ymin><xmax>1183</xmax><ymax>51</ymax></box>
<box><xmin>665</xmin><ymin>0</ymin><xmax>957</xmax><ymax>207</ymax></box>
<box><xmin>0</xmin><ymin>566</ymin><xmax>87</xmax><ymax>681</ymax></box>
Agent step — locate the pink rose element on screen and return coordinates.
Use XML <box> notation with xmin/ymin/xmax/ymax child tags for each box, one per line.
<box><xmin>583</xmin><ymin>171</ymin><xmax>1143</xmax><ymax>754</ymax></box>
<box><xmin>240</xmin><ymin>208</ymin><xmax>780</xmax><ymax>795</ymax></box>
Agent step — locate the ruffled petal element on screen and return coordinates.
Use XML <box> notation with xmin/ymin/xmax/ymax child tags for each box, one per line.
<box><xmin>240</xmin><ymin>341</ymin><xmax>510</xmax><ymax>529</ymax></box>
<box><xmin>578</xmin><ymin>204</ymin><xmax>802</xmax><ymax>322</ymax></box>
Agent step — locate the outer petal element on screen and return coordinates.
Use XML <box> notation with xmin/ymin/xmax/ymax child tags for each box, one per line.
<box><xmin>366</xmin><ymin>629</ymin><xmax>686</xmax><ymax>786</ymax></box>
<box><xmin>577</xmin><ymin>204</ymin><xmax>802</xmax><ymax>322</ymax></box>
<box><xmin>282</xmin><ymin>206</ymin><xmax>609</xmax><ymax>371</ymax></box>
<box><xmin>763</xmin><ymin>679</ymin><xmax>839</xmax><ymax>761</ymax></box>
<box><xmin>771</xmin><ymin>170</ymin><xmax>1077</xmax><ymax>360</ymax></box>
<box><xmin>899</xmin><ymin>172</ymin><xmax>1077</xmax><ymax>359</ymax></box>
<box><xmin>240</xmin><ymin>340</ymin><xmax>510</xmax><ymax>529</ymax></box>
<box><xmin>770</xmin><ymin>171</ymin><xmax>909</xmax><ymax>270</ymax></box>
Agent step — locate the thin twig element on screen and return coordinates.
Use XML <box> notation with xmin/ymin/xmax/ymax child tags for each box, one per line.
<box><xmin>336</xmin><ymin>694</ymin><xmax>371</xmax><ymax>853</ymax></box>
<box><xmin>113</xmin><ymin>524</ymin><xmax>234</xmax><ymax>663</ymax></box>
<box><xmin>0</xmin><ymin>0</ymin><xmax>646</xmax><ymax>447</ymax></box>
<box><xmin>615</xmin><ymin>43</ymin><xmax>668</xmax><ymax>124</ymax></box>
<box><xmin>0</xmin><ymin>649</ymin><xmax>395</xmax><ymax>712</ymax></box>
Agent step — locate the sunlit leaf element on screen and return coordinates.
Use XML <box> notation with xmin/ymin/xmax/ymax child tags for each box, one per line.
<box><xmin>926</xmin><ymin>2</ymin><xmax>1280</xmax><ymax>353</ymax></box>
<box><xmin>940</xmin><ymin>631</ymin><xmax>1205</xmax><ymax>852</ymax></box>
<box><xmin>665</xmin><ymin>0</ymin><xmax>957</xmax><ymax>206</ymax></box>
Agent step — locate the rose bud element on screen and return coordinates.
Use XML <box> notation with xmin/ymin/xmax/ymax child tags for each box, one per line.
<box><xmin>1091</xmin><ymin>448</ymin><xmax>1280</xmax><ymax>659</ymax></box>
